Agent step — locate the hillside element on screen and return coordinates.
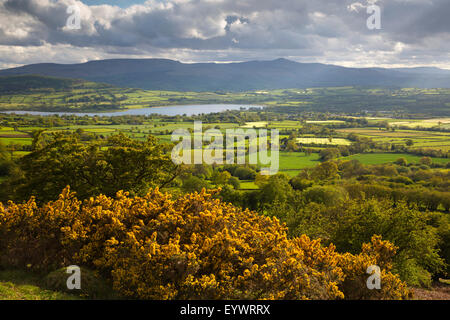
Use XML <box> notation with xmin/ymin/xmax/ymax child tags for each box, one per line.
<box><xmin>0</xmin><ymin>75</ymin><xmax>449</xmax><ymax>115</ymax></box>
<box><xmin>0</xmin><ymin>75</ymin><xmax>122</xmax><ymax>93</ymax></box>
<box><xmin>0</xmin><ymin>75</ymin><xmax>136</xmax><ymax>112</ymax></box>
<box><xmin>0</xmin><ymin>75</ymin><xmax>89</xmax><ymax>94</ymax></box>
<box><xmin>1</xmin><ymin>58</ymin><xmax>450</xmax><ymax>91</ymax></box>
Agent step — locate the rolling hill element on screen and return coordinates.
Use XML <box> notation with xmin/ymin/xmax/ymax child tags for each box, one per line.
<box><xmin>1</xmin><ymin>58</ymin><xmax>450</xmax><ymax>92</ymax></box>
<box><xmin>0</xmin><ymin>74</ymin><xmax>449</xmax><ymax>115</ymax></box>
<box><xmin>0</xmin><ymin>75</ymin><xmax>112</xmax><ymax>94</ymax></box>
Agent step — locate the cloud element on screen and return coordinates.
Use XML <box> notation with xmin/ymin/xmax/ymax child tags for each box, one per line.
<box><xmin>0</xmin><ymin>0</ymin><xmax>448</xmax><ymax>69</ymax></box>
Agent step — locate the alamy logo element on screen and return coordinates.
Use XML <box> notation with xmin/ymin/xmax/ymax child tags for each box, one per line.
<box><xmin>366</xmin><ymin>5</ymin><xmax>381</xmax><ymax>30</ymax></box>
<box><xmin>66</xmin><ymin>265</ymin><xmax>81</xmax><ymax>290</ymax></box>
<box><xmin>66</xmin><ymin>5</ymin><xmax>81</xmax><ymax>30</ymax></box>
<box><xmin>348</xmin><ymin>2</ymin><xmax>381</xmax><ymax>30</ymax></box>
<box><xmin>366</xmin><ymin>265</ymin><xmax>381</xmax><ymax>290</ymax></box>
<box><xmin>171</xmin><ymin>121</ymin><xmax>279</xmax><ymax>175</ymax></box>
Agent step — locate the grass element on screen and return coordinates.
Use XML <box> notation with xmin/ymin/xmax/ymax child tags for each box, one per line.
<box><xmin>0</xmin><ymin>137</ymin><xmax>32</xmax><ymax>146</ymax></box>
<box><xmin>389</xmin><ymin>118</ymin><xmax>450</xmax><ymax>129</ymax></box>
<box><xmin>0</xmin><ymin>270</ymin><xmax>82</xmax><ymax>300</ymax></box>
<box><xmin>279</xmin><ymin>169</ymin><xmax>302</xmax><ymax>177</ymax></box>
<box><xmin>337</xmin><ymin>127</ymin><xmax>450</xmax><ymax>152</ymax></box>
<box><xmin>305</xmin><ymin>120</ymin><xmax>345</xmax><ymax>124</ymax></box>
<box><xmin>296</xmin><ymin>137</ymin><xmax>351</xmax><ymax>146</ymax></box>
<box><xmin>1</xmin><ymin>117</ymin><xmax>449</xmax><ymax>172</ymax></box>
<box><xmin>240</xmin><ymin>180</ymin><xmax>259</xmax><ymax>190</ymax></box>
<box><xmin>341</xmin><ymin>153</ymin><xmax>450</xmax><ymax>165</ymax></box>
<box><xmin>242</xmin><ymin>121</ymin><xmax>268</xmax><ymax>128</ymax></box>
<box><xmin>279</xmin><ymin>152</ymin><xmax>321</xmax><ymax>169</ymax></box>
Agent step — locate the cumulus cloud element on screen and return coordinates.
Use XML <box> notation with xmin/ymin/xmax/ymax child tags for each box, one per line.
<box><xmin>0</xmin><ymin>0</ymin><xmax>448</xmax><ymax>69</ymax></box>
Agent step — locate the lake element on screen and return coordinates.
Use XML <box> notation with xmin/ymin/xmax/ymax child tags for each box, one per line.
<box><xmin>2</xmin><ymin>104</ymin><xmax>262</xmax><ymax>117</ymax></box>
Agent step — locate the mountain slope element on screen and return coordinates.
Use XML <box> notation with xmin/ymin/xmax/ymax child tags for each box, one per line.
<box><xmin>1</xmin><ymin>58</ymin><xmax>450</xmax><ymax>91</ymax></box>
<box><xmin>0</xmin><ymin>75</ymin><xmax>110</xmax><ymax>94</ymax></box>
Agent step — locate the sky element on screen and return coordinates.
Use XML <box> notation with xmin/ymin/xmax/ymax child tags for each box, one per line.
<box><xmin>0</xmin><ymin>0</ymin><xmax>449</xmax><ymax>70</ymax></box>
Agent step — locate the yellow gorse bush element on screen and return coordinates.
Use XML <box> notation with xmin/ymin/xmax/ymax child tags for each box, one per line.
<box><xmin>0</xmin><ymin>186</ymin><xmax>411</xmax><ymax>299</ymax></box>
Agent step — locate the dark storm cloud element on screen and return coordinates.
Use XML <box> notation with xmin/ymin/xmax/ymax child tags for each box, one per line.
<box><xmin>0</xmin><ymin>0</ymin><xmax>448</xmax><ymax>68</ymax></box>
<box><xmin>381</xmin><ymin>0</ymin><xmax>450</xmax><ymax>42</ymax></box>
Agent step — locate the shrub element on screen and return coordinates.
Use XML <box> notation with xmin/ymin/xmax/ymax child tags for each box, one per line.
<box><xmin>182</xmin><ymin>175</ymin><xmax>209</xmax><ymax>193</ymax></box>
<box><xmin>228</xmin><ymin>176</ymin><xmax>241</xmax><ymax>189</ymax></box>
<box><xmin>258</xmin><ymin>174</ymin><xmax>294</xmax><ymax>207</ymax></box>
<box><xmin>289</xmin><ymin>177</ymin><xmax>313</xmax><ymax>191</ymax></box>
<box><xmin>420</xmin><ymin>157</ymin><xmax>433</xmax><ymax>166</ymax></box>
<box><xmin>394</xmin><ymin>158</ymin><xmax>408</xmax><ymax>166</ymax></box>
<box><xmin>0</xmin><ymin>191</ymin><xmax>81</xmax><ymax>271</ymax></box>
<box><xmin>283</xmin><ymin>197</ymin><xmax>444</xmax><ymax>287</ymax></box>
<box><xmin>233</xmin><ymin>167</ymin><xmax>257</xmax><ymax>180</ymax></box>
<box><xmin>0</xmin><ymin>187</ymin><xmax>411</xmax><ymax>300</ymax></box>
<box><xmin>338</xmin><ymin>236</ymin><xmax>412</xmax><ymax>300</ymax></box>
<box><xmin>303</xmin><ymin>185</ymin><xmax>347</xmax><ymax>206</ymax></box>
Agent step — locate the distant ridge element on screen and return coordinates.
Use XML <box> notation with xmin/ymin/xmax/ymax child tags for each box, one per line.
<box><xmin>1</xmin><ymin>58</ymin><xmax>449</xmax><ymax>91</ymax></box>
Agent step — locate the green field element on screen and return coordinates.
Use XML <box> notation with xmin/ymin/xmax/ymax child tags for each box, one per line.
<box><xmin>338</xmin><ymin>128</ymin><xmax>450</xmax><ymax>152</ymax></box>
<box><xmin>279</xmin><ymin>152</ymin><xmax>320</xmax><ymax>169</ymax></box>
<box><xmin>2</xmin><ymin>117</ymin><xmax>449</xmax><ymax>172</ymax></box>
<box><xmin>296</xmin><ymin>137</ymin><xmax>351</xmax><ymax>146</ymax></box>
<box><xmin>389</xmin><ymin>118</ymin><xmax>450</xmax><ymax>129</ymax></box>
<box><xmin>341</xmin><ymin>153</ymin><xmax>450</xmax><ymax>165</ymax></box>
<box><xmin>239</xmin><ymin>180</ymin><xmax>259</xmax><ymax>190</ymax></box>
<box><xmin>236</xmin><ymin>152</ymin><xmax>321</xmax><ymax>189</ymax></box>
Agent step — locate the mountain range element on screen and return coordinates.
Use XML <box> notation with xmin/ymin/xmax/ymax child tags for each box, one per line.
<box><xmin>1</xmin><ymin>58</ymin><xmax>449</xmax><ymax>91</ymax></box>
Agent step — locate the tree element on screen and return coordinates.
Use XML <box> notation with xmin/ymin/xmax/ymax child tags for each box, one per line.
<box><xmin>211</xmin><ymin>170</ymin><xmax>231</xmax><ymax>186</ymax></box>
<box><xmin>31</xmin><ymin>129</ymin><xmax>49</xmax><ymax>150</ymax></box>
<box><xmin>254</xmin><ymin>173</ymin><xmax>270</xmax><ymax>188</ymax></box>
<box><xmin>0</xmin><ymin>140</ymin><xmax>7</xmax><ymax>161</ymax></box>
<box><xmin>311</xmin><ymin>161</ymin><xmax>339</xmax><ymax>181</ymax></box>
<box><xmin>303</xmin><ymin>185</ymin><xmax>347</xmax><ymax>206</ymax></box>
<box><xmin>0</xmin><ymin>140</ymin><xmax>14</xmax><ymax>178</ymax></box>
<box><xmin>289</xmin><ymin>177</ymin><xmax>313</xmax><ymax>191</ymax></box>
<box><xmin>228</xmin><ymin>176</ymin><xmax>240</xmax><ymax>189</ymax></box>
<box><xmin>338</xmin><ymin>160</ymin><xmax>367</xmax><ymax>179</ymax></box>
<box><xmin>319</xmin><ymin>148</ymin><xmax>341</xmax><ymax>161</ymax></box>
<box><xmin>420</xmin><ymin>156</ymin><xmax>433</xmax><ymax>166</ymax></box>
<box><xmin>394</xmin><ymin>157</ymin><xmax>408</xmax><ymax>166</ymax></box>
<box><xmin>7</xmin><ymin>133</ymin><xmax>179</xmax><ymax>202</ymax></box>
<box><xmin>258</xmin><ymin>174</ymin><xmax>293</xmax><ymax>207</ymax></box>
<box><xmin>285</xmin><ymin>139</ymin><xmax>299</xmax><ymax>152</ymax></box>
<box><xmin>233</xmin><ymin>166</ymin><xmax>257</xmax><ymax>180</ymax></box>
<box><xmin>191</xmin><ymin>164</ymin><xmax>212</xmax><ymax>179</ymax></box>
<box><xmin>282</xmin><ymin>197</ymin><xmax>444</xmax><ymax>287</ymax></box>
<box><xmin>182</xmin><ymin>175</ymin><xmax>208</xmax><ymax>193</ymax></box>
